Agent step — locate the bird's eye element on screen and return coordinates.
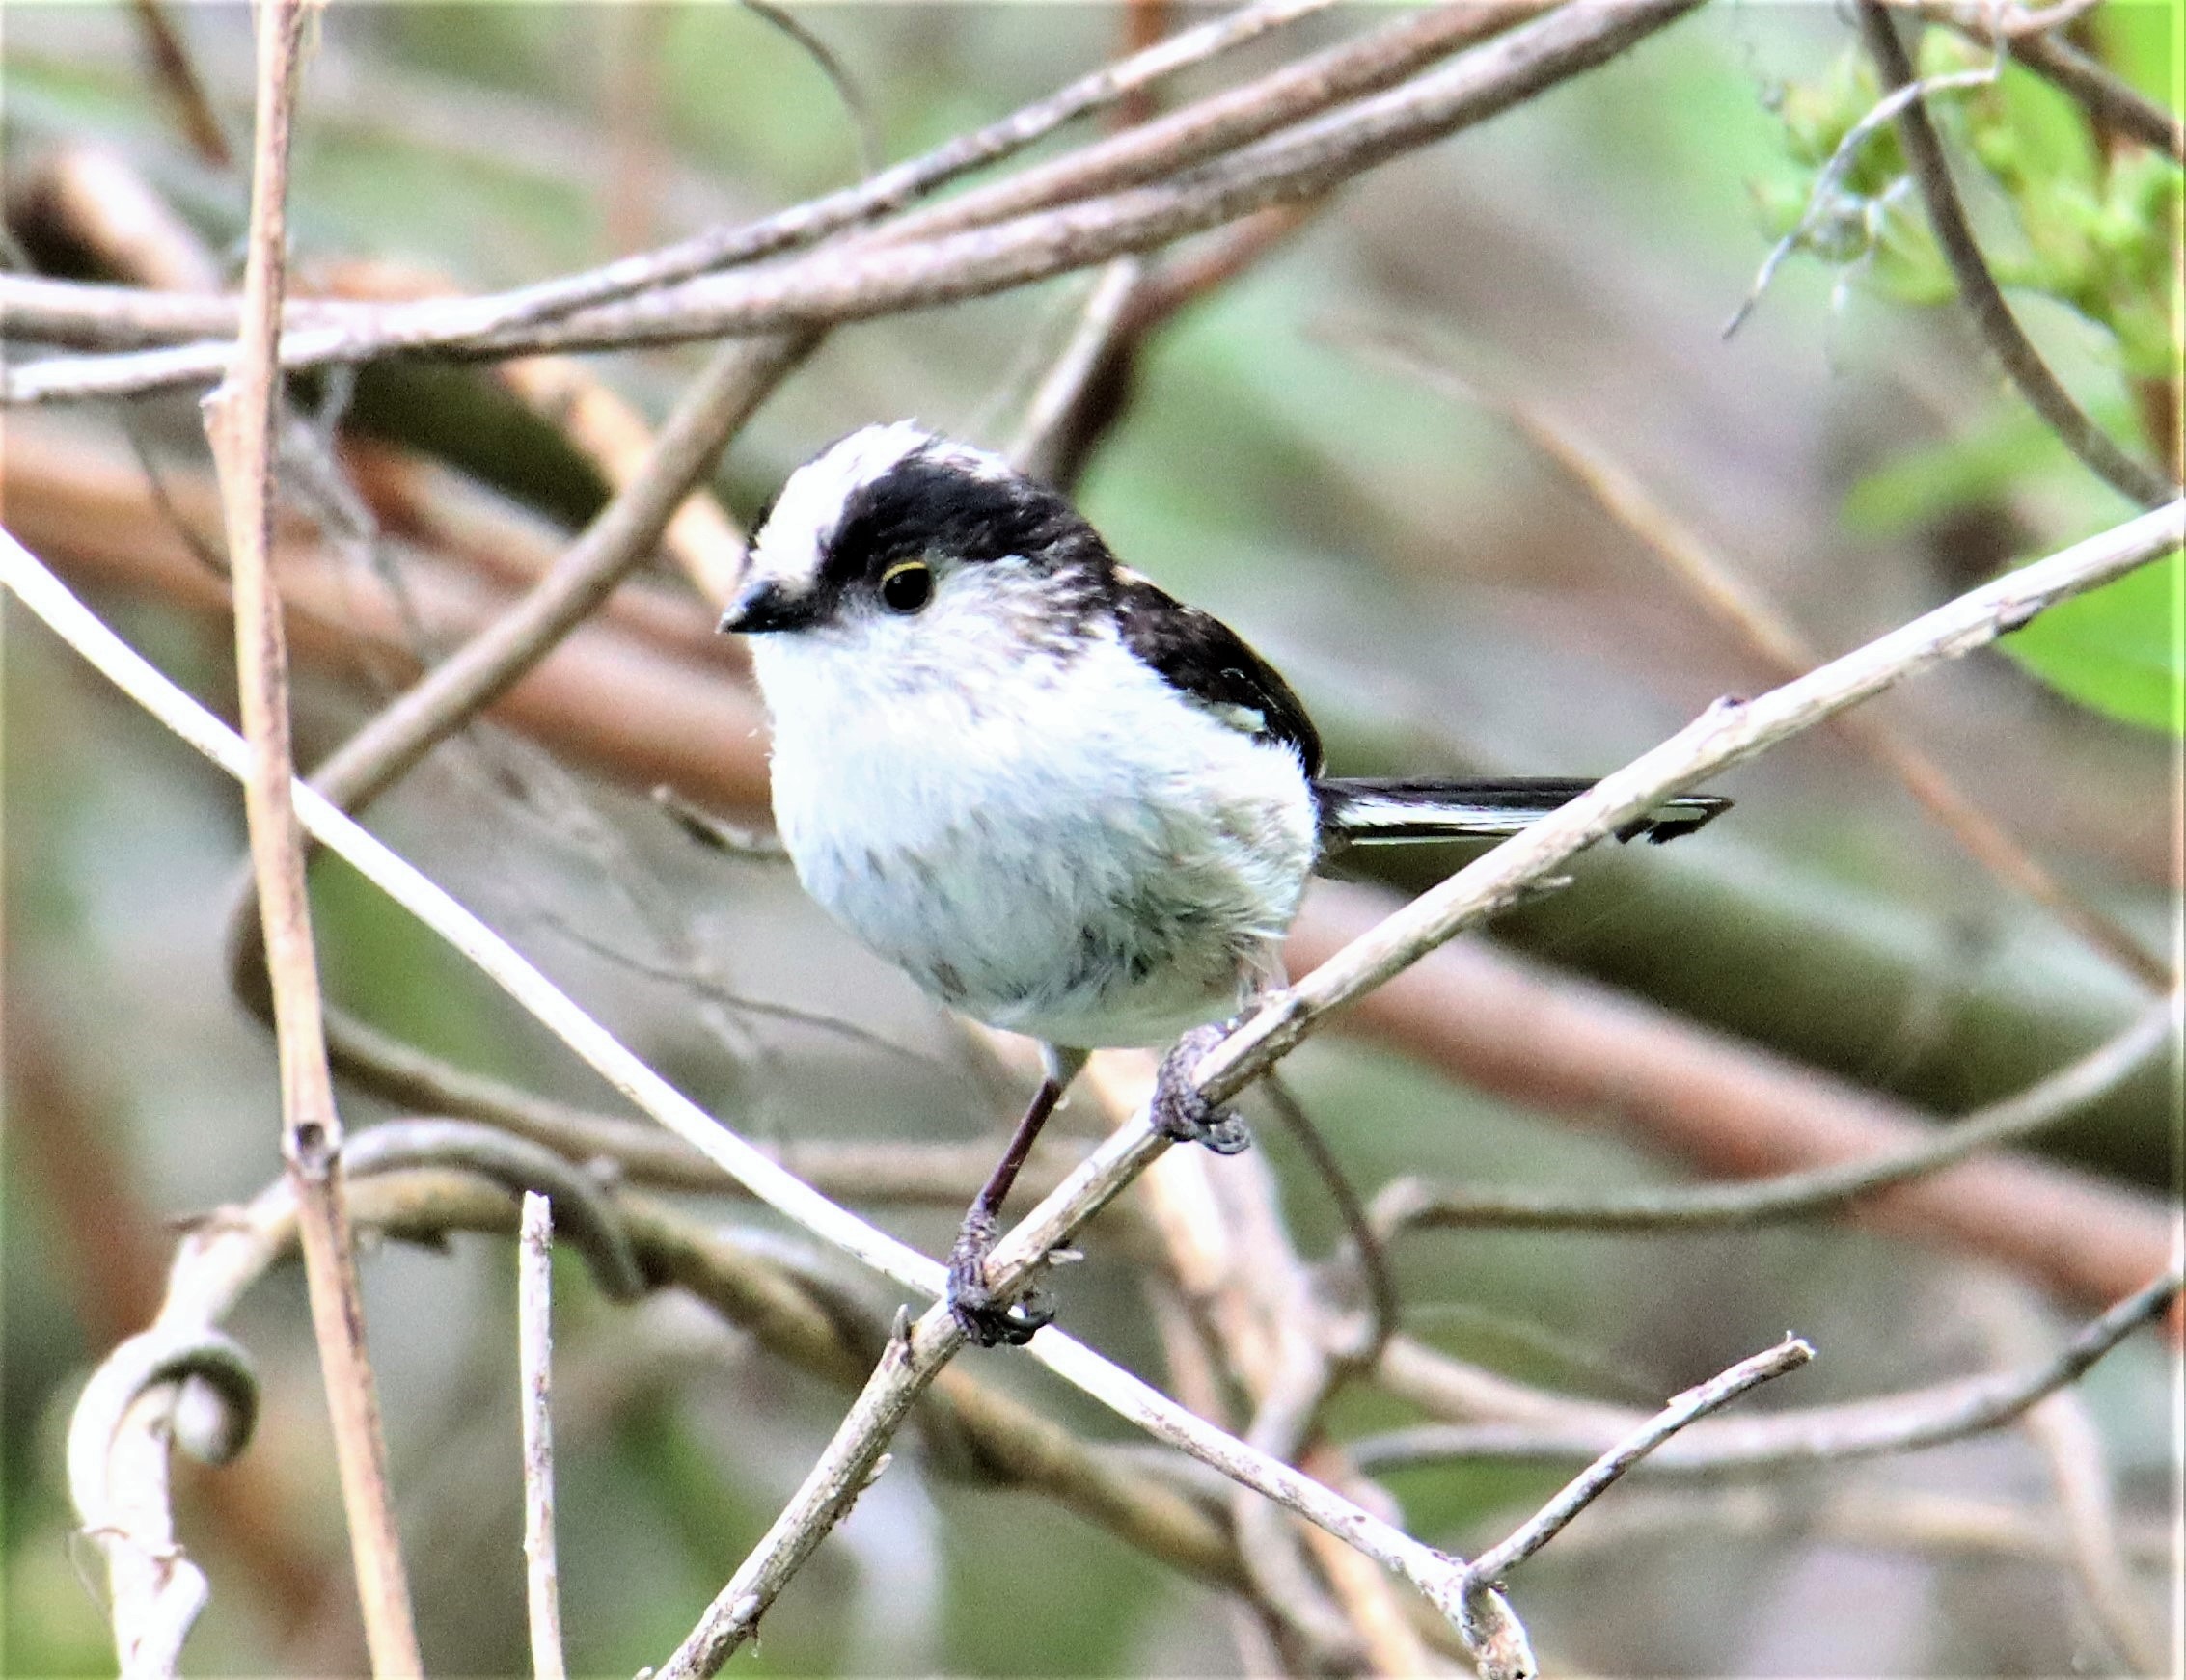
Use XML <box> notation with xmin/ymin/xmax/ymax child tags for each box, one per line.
<box><xmin>879</xmin><ymin>559</ymin><xmax>934</xmax><ymax>614</ymax></box>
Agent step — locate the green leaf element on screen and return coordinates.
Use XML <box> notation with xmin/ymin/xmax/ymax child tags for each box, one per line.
<box><xmin>2002</xmin><ymin>550</ymin><xmax>2183</xmax><ymax>734</ymax></box>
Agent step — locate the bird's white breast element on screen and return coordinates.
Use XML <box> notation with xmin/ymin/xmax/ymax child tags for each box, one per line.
<box><xmin>749</xmin><ymin>608</ymin><xmax>1317</xmax><ymax>1049</ymax></box>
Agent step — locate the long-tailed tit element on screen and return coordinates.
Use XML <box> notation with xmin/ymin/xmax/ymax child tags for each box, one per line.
<box><xmin>721</xmin><ymin>422</ymin><xmax>1727</xmax><ymax>1344</ymax></box>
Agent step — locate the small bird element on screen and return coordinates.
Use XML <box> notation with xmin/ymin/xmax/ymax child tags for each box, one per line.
<box><xmin>721</xmin><ymin>422</ymin><xmax>1726</xmax><ymax>1345</ymax></box>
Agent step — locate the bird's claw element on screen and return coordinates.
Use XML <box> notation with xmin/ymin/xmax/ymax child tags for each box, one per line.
<box><xmin>946</xmin><ymin>1210</ymin><xmax>1053</xmax><ymax>1347</ymax></box>
<box><xmin>1153</xmin><ymin>1025</ymin><xmax>1252</xmax><ymax>1156</ymax></box>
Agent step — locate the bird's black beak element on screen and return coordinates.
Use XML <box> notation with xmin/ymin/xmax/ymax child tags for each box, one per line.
<box><xmin>718</xmin><ymin>577</ymin><xmax>815</xmax><ymax>635</ymax></box>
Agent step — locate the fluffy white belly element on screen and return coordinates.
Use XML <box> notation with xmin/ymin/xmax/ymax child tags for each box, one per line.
<box><xmin>755</xmin><ymin>631</ymin><xmax>1317</xmax><ymax>1049</ymax></box>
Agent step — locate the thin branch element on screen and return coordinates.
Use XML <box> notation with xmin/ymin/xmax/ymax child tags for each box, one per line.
<box><xmin>1370</xmin><ymin>993</ymin><xmax>2174</xmax><ymax>1233</ymax></box>
<box><xmin>1187</xmin><ymin>498</ymin><xmax>2183</xmax><ymax>1114</ymax></box>
<box><xmin>1294</xmin><ymin>884</ymin><xmax>2177</xmax><ymax>1314</ymax></box>
<box><xmin>1340</xmin><ymin>324</ymin><xmax>2173</xmax><ymax>991</ymax></box>
<box><xmin>306</xmin><ymin>331</ymin><xmax>812</xmax><ymax>814</ymax></box>
<box><xmin>1357</xmin><ymin>1263</ymin><xmax>2184</xmax><ymax>1475</ymax></box>
<box><xmin>0</xmin><ymin>0</ymin><xmax>1338</xmax><ymax>370</ymax></box>
<box><xmin>1008</xmin><ymin>257</ymin><xmax>1146</xmax><ymax>481</ymax></box>
<box><xmin>197</xmin><ymin>4</ymin><xmax>420</xmax><ymax>1672</ymax></box>
<box><xmin>2024</xmin><ymin>1387</ymin><xmax>2169</xmax><ymax>1670</ymax></box>
<box><xmin>737</xmin><ymin>0</ymin><xmax>881</xmax><ymax>178</ymax></box>
<box><xmin>1458</xmin><ymin>1338</ymin><xmax>1814</xmax><ymax>1615</ymax></box>
<box><xmin>1918</xmin><ymin>0</ymin><xmax>2185</xmax><ymax>159</ymax></box>
<box><xmin>516</xmin><ymin>1194</ymin><xmax>567</xmax><ymax>1680</ymax></box>
<box><xmin>0</xmin><ymin>0</ymin><xmax>1699</xmax><ymax>400</ymax></box>
<box><xmin>1856</xmin><ymin>0</ymin><xmax>2177</xmax><ymax>508</ymax></box>
<box><xmin>126</xmin><ymin>0</ymin><xmax>232</xmax><ymax>168</ymax></box>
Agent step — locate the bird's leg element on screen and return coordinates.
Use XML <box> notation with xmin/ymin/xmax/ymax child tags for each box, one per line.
<box><xmin>1151</xmin><ymin>1022</ymin><xmax>1252</xmax><ymax>1156</ymax></box>
<box><xmin>946</xmin><ymin>1055</ymin><xmax>1079</xmax><ymax>1347</ymax></box>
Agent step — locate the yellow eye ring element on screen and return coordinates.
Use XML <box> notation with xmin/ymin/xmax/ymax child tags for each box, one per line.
<box><xmin>879</xmin><ymin>559</ymin><xmax>935</xmax><ymax>614</ymax></box>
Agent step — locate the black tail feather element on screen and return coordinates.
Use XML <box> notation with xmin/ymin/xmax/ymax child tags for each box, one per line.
<box><xmin>1316</xmin><ymin>776</ymin><xmax>1730</xmax><ymax>849</ymax></box>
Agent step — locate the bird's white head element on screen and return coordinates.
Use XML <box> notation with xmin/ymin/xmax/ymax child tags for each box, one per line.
<box><xmin>721</xmin><ymin>422</ymin><xmax>1117</xmax><ymax>691</ymax></box>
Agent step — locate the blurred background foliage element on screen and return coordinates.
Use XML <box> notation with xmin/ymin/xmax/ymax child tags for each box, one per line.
<box><xmin>2</xmin><ymin>3</ymin><xmax>2178</xmax><ymax>1676</ymax></box>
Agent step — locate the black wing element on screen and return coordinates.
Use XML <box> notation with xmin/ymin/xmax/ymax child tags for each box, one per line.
<box><xmin>1113</xmin><ymin>571</ymin><xmax>1323</xmax><ymax>775</ymax></box>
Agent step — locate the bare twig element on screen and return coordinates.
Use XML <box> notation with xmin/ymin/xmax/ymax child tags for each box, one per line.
<box><xmin>1457</xmin><ymin>1338</ymin><xmax>1815</xmax><ymax>1623</ymax></box>
<box><xmin>1294</xmin><ymin>884</ymin><xmax>2178</xmax><ymax>1313</ymax></box>
<box><xmin>517</xmin><ymin>1193</ymin><xmax>568</xmax><ymax>1680</ymax></box>
<box><xmin>1359</xmin><ymin>1262</ymin><xmax>2184</xmax><ymax>1474</ymax></box>
<box><xmin>1856</xmin><ymin>0</ymin><xmax>2177</xmax><ymax>508</ymax></box>
<box><xmin>0</xmin><ymin>0</ymin><xmax>1698</xmax><ymax>399</ymax></box>
<box><xmin>0</xmin><ymin>0</ymin><xmax>1337</xmax><ymax>370</ymax></box>
<box><xmin>1917</xmin><ymin>0</ymin><xmax>2185</xmax><ymax>158</ymax></box>
<box><xmin>1369</xmin><ymin>993</ymin><xmax>2174</xmax><ymax>1233</ymax></box>
<box><xmin>2025</xmin><ymin>1385</ymin><xmax>2169</xmax><ymax>1669</ymax></box>
<box><xmin>197</xmin><ymin>5</ymin><xmax>420</xmax><ymax>1672</ymax></box>
<box><xmin>306</xmin><ymin>331</ymin><xmax>811</xmax><ymax>814</ymax></box>
<box><xmin>1341</xmin><ymin>324</ymin><xmax>2173</xmax><ymax>991</ymax></box>
<box><xmin>127</xmin><ymin>0</ymin><xmax>232</xmax><ymax>167</ymax></box>
<box><xmin>1008</xmin><ymin>257</ymin><xmax>1146</xmax><ymax>480</ymax></box>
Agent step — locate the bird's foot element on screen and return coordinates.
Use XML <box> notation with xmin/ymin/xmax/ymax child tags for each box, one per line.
<box><xmin>1152</xmin><ymin>1024</ymin><xmax>1252</xmax><ymax>1156</ymax></box>
<box><xmin>946</xmin><ymin>1209</ymin><xmax>1053</xmax><ymax>1347</ymax></box>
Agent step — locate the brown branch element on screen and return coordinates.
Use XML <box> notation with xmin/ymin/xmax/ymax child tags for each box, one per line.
<box><xmin>0</xmin><ymin>0</ymin><xmax>1340</xmax><ymax>363</ymax></box>
<box><xmin>304</xmin><ymin>330</ymin><xmax>810</xmax><ymax>813</ymax></box>
<box><xmin>1368</xmin><ymin>991</ymin><xmax>2173</xmax><ymax>1234</ymax></box>
<box><xmin>197</xmin><ymin>4</ymin><xmax>420</xmax><ymax>1674</ymax></box>
<box><xmin>1856</xmin><ymin>0</ymin><xmax>2177</xmax><ymax>509</ymax></box>
<box><xmin>127</xmin><ymin>0</ymin><xmax>232</xmax><ymax>168</ymax></box>
<box><xmin>1292</xmin><ymin>882</ymin><xmax>2179</xmax><ymax>1318</ymax></box>
<box><xmin>0</xmin><ymin>0</ymin><xmax>1701</xmax><ymax>399</ymax></box>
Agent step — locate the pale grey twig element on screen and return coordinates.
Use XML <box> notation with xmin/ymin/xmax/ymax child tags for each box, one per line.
<box><xmin>1370</xmin><ymin>995</ymin><xmax>2175</xmax><ymax>1233</ymax></box>
<box><xmin>1458</xmin><ymin>1338</ymin><xmax>1815</xmax><ymax>1627</ymax></box>
<box><xmin>1857</xmin><ymin>0</ymin><xmax>2177</xmax><ymax>507</ymax></box>
<box><xmin>1353</xmin><ymin>1263</ymin><xmax>2184</xmax><ymax>1475</ymax></box>
<box><xmin>344</xmin><ymin>1119</ymin><xmax>645</xmax><ymax>1300</ymax></box>
<box><xmin>65</xmin><ymin>1327</ymin><xmax>258</xmax><ymax>1680</ymax></box>
<box><xmin>1186</xmin><ymin>497</ymin><xmax>2184</xmax><ymax>1113</ymax></box>
<box><xmin>1340</xmin><ymin>320</ymin><xmax>2174</xmax><ymax>991</ymax></box>
<box><xmin>517</xmin><ymin>1193</ymin><xmax>568</xmax><ymax>1680</ymax></box>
